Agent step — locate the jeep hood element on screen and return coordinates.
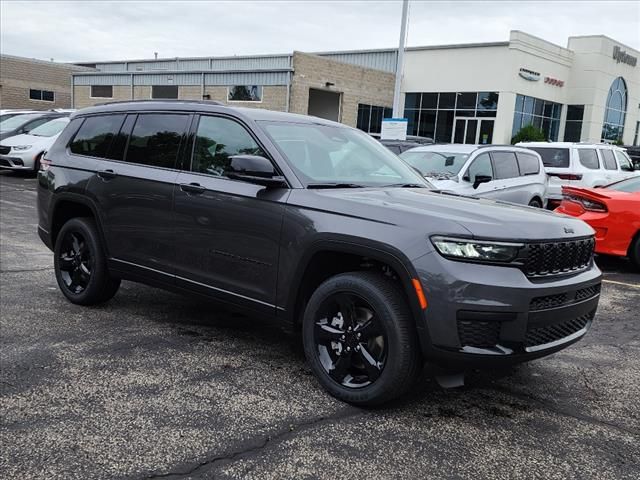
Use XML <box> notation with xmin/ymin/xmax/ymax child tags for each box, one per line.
<box><xmin>298</xmin><ymin>187</ymin><xmax>594</xmax><ymax>241</ymax></box>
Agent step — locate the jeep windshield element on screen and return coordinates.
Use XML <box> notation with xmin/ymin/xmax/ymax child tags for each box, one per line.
<box><xmin>260</xmin><ymin>121</ymin><xmax>432</xmax><ymax>188</ymax></box>
<box><xmin>400</xmin><ymin>150</ymin><xmax>469</xmax><ymax>178</ymax></box>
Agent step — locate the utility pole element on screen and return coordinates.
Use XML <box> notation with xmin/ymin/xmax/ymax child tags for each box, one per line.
<box><xmin>392</xmin><ymin>0</ymin><xmax>409</xmax><ymax>118</ymax></box>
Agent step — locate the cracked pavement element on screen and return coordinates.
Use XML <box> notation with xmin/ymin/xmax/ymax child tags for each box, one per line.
<box><xmin>1</xmin><ymin>171</ymin><xmax>639</xmax><ymax>479</ymax></box>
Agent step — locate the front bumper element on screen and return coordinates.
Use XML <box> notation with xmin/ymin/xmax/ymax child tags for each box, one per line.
<box><xmin>412</xmin><ymin>251</ymin><xmax>602</xmax><ymax>368</ymax></box>
<box><xmin>0</xmin><ymin>153</ymin><xmax>34</xmax><ymax>170</ymax></box>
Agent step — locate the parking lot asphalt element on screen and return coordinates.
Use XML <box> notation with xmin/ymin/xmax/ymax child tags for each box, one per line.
<box><xmin>1</xmin><ymin>170</ymin><xmax>639</xmax><ymax>480</ymax></box>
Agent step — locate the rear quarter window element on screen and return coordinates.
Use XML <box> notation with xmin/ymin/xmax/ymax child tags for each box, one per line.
<box><xmin>577</xmin><ymin>149</ymin><xmax>599</xmax><ymax>170</ymax></box>
<box><xmin>527</xmin><ymin>147</ymin><xmax>570</xmax><ymax>168</ymax></box>
<box><xmin>70</xmin><ymin>114</ymin><xmax>126</xmax><ymax>158</ymax></box>
<box><xmin>516</xmin><ymin>152</ymin><xmax>540</xmax><ymax>175</ymax></box>
<box><xmin>601</xmin><ymin>149</ymin><xmax>618</xmax><ymax>171</ymax></box>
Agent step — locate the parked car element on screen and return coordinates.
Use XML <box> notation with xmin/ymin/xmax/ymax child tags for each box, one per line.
<box><xmin>517</xmin><ymin>142</ymin><xmax>638</xmax><ymax>209</ymax></box>
<box><xmin>38</xmin><ymin>101</ymin><xmax>601</xmax><ymax>405</ymax></box>
<box><xmin>0</xmin><ymin>109</ymin><xmax>40</xmax><ymax>123</ymax></box>
<box><xmin>0</xmin><ymin>111</ymin><xmax>68</xmax><ymax>141</ymax></box>
<box><xmin>400</xmin><ymin>144</ymin><xmax>547</xmax><ymax>207</ymax></box>
<box><xmin>555</xmin><ymin>176</ymin><xmax>640</xmax><ymax>269</ymax></box>
<box><xmin>0</xmin><ymin>117</ymin><xmax>70</xmax><ymax>172</ymax></box>
<box><xmin>623</xmin><ymin>145</ymin><xmax>640</xmax><ymax>170</ymax></box>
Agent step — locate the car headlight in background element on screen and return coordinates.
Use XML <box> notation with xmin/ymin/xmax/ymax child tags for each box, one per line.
<box><xmin>11</xmin><ymin>145</ymin><xmax>32</xmax><ymax>151</ymax></box>
<box><xmin>431</xmin><ymin>236</ymin><xmax>523</xmax><ymax>263</ymax></box>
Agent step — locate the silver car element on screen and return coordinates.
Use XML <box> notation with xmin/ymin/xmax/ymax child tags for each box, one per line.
<box><xmin>401</xmin><ymin>144</ymin><xmax>548</xmax><ymax>207</ymax></box>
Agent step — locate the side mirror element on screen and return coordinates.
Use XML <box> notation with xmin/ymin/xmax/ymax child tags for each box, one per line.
<box><xmin>473</xmin><ymin>175</ymin><xmax>492</xmax><ymax>189</ymax></box>
<box><xmin>227</xmin><ymin>155</ymin><xmax>287</xmax><ymax>188</ymax></box>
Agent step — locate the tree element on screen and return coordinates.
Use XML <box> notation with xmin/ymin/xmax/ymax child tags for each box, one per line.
<box><xmin>511</xmin><ymin>124</ymin><xmax>547</xmax><ymax>144</ymax></box>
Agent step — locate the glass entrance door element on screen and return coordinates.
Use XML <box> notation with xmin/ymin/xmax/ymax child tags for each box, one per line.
<box><xmin>452</xmin><ymin>118</ymin><xmax>494</xmax><ymax>144</ymax></box>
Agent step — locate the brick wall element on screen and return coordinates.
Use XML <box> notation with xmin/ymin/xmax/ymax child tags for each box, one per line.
<box><xmin>290</xmin><ymin>52</ymin><xmax>395</xmax><ymax>127</ymax></box>
<box><xmin>72</xmin><ymin>84</ymin><xmax>288</xmax><ymax>111</ymax></box>
<box><xmin>0</xmin><ymin>54</ymin><xmax>93</xmax><ymax>109</ymax></box>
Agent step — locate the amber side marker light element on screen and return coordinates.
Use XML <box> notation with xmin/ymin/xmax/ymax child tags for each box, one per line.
<box><xmin>412</xmin><ymin>278</ymin><xmax>428</xmax><ymax>310</ymax></box>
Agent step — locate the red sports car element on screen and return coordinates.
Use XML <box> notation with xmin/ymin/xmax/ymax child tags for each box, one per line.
<box><xmin>556</xmin><ymin>176</ymin><xmax>640</xmax><ymax>269</ymax></box>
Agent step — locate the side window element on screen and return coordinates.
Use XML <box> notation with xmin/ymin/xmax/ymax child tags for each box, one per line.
<box><xmin>466</xmin><ymin>153</ymin><xmax>493</xmax><ymax>180</ymax></box>
<box><xmin>614</xmin><ymin>150</ymin><xmax>633</xmax><ymax>171</ymax></box>
<box><xmin>70</xmin><ymin>114</ymin><xmax>126</xmax><ymax>158</ymax></box>
<box><xmin>24</xmin><ymin>118</ymin><xmax>51</xmax><ymax>132</ymax></box>
<box><xmin>577</xmin><ymin>149</ymin><xmax>599</xmax><ymax>170</ymax></box>
<box><xmin>601</xmin><ymin>149</ymin><xmax>618</xmax><ymax>170</ymax></box>
<box><xmin>516</xmin><ymin>152</ymin><xmax>540</xmax><ymax>175</ymax></box>
<box><xmin>192</xmin><ymin>115</ymin><xmax>266</xmax><ymax>177</ymax></box>
<box><xmin>106</xmin><ymin>115</ymin><xmax>136</xmax><ymax>160</ymax></box>
<box><xmin>491</xmin><ymin>151</ymin><xmax>520</xmax><ymax>179</ymax></box>
<box><xmin>125</xmin><ymin>114</ymin><xmax>188</xmax><ymax>169</ymax></box>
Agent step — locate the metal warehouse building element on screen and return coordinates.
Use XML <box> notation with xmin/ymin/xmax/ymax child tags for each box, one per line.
<box><xmin>72</xmin><ymin>50</ymin><xmax>398</xmax><ymax>131</ymax></box>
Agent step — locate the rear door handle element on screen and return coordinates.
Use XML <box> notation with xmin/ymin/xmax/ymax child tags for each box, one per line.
<box><xmin>97</xmin><ymin>169</ymin><xmax>116</xmax><ymax>180</ymax></box>
<box><xmin>180</xmin><ymin>182</ymin><xmax>206</xmax><ymax>195</ymax></box>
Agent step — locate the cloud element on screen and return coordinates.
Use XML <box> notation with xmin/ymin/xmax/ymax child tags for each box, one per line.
<box><xmin>1</xmin><ymin>0</ymin><xmax>638</xmax><ymax>63</ymax></box>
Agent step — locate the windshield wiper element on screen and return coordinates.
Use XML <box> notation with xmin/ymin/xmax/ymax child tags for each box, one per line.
<box><xmin>382</xmin><ymin>183</ymin><xmax>426</xmax><ymax>188</ymax></box>
<box><xmin>307</xmin><ymin>183</ymin><xmax>365</xmax><ymax>189</ymax></box>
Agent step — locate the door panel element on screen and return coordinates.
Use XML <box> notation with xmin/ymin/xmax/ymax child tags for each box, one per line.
<box><xmin>172</xmin><ymin>114</ymin><xmax>288</xmax><ymax>312</ymax></box>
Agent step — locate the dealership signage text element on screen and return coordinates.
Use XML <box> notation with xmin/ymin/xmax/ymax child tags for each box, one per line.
<box><xmin>613</xmin><ymin>46</ymin><xmax>637</xmax><ymax>67</ymax></box>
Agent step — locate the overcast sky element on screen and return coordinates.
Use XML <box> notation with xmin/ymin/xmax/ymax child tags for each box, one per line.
<box><xmin>1</xmin><ymin>1</ymin><xmax>638</xmax><ymax>63</ymax></box>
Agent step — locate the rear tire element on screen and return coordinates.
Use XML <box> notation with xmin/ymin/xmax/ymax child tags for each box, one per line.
<box><xmin>302</xmin><ymin>271</ymin><xmax>422</xmax><ymax>406</ymax></box>
<box><xmin>54</xmin><ymin>217</ymin><xmax>120</xmax><ymax>305</ymax></box>
<box><xmin>629</xmin><ymin>235</ymin><xmax>640</xmax><ymax>270</ymax></box>
<box><xmin>528</xmin><ymin>198</ymin><xmax>543</xmax><ymax>208</ymax></box>
<box><xmin>33</xmin><ymin>152</ymin><xmax>42</xmax><ymax>174</ymax></box>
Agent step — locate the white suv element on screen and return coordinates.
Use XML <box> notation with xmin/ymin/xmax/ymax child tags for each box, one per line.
<box><xmin>517</xmin><ymin>142</ymin><xmax>638</xmax><ymax>208</ymax></box>
<box><xmin>400</xmin><ymin>144</ymin><xmax>548</xmax><ymax>207</ymax></box>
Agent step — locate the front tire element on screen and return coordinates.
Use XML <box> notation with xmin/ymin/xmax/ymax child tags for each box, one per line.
<box><xmin>528</xmin><ymin>198</ymin><xmax>543</xmax><ymax>208</ymax></box>
<box><xmin>629</xmin><ymin>235</ymin><xmax>640</xmax><ymax>270</ymax></box>
<box><xmin>54</xmin><ymin>217</ymin><xmax>120</xmax><ymax>305</ymax></box>
<box><xmin>302</xmin><ymin>272</ymin><xmax>421</xmax><ymax>406</ymax></box>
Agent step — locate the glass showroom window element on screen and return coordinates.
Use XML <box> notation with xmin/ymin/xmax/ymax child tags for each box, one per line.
<box><xmin>512</xmin><ymin>94</ymin><xmax>562</xmax><ymax>141</ymax></box>
<box><xmin>403</xmin><ymin>92</ymin><xmax>498</xmax><ymax>142</ymax></box>
<box><xmin>357</xmin><ymin>104</ymin><xmax>392</xmax><ymax>134</ymax></box>
<box><xmin>228</xmin><ymin>85</ymin><xmax>262</xmax><ymax>102</ymax></box>
<box><xmin>601</xmin><ymin>77</ymin><xmax>627</xmax><ymax>143</ymax></box>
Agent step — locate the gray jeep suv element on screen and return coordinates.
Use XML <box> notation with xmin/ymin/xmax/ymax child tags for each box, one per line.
<box><xmin>37</xmin><ymin>100</ymin><xmax>602</xmax><ymax>405</ymax></box>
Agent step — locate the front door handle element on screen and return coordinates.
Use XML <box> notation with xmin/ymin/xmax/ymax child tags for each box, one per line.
<box><xmin>180</xmin><ymin>182</ymin><xmax>206</xmax><ymax>195</ymax></box>
<box><xmin>97</xmin><ymin>169</ymin><xmax>116</xmax><ymax>180</ymax></box>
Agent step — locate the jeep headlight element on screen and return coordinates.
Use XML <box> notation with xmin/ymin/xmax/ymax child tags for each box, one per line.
<box><xmin>11</xmin><ymin>145</ymin><xmax>32</xmax><ymax>151</ymax></box>
<box><xmin>431</xmin><ymin>236</ymin><xmax>523</xmax><ymax>263</ymax></box>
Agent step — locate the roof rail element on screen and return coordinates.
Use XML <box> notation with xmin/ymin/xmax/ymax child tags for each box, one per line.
<box><xmin>98</xmin><ymin>99</ymin><xmax>224</xmax><ymax>106</ymax></box>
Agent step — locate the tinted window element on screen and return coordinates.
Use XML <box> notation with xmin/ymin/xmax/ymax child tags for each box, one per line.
<box><xmin>491</xmin><ymin>151</ymin><xmax>520</xmax><ymax>179</ymax></box>
<box><xmin>608</xmin><ymin>176</ymin><xmax>640</xmax><ymax>192</ymax></box>
<box><xmin>577</xmin><ymin>149</ymin><xmax>599</xmax><ymax>169</ymax></box>
<box><xmin>192</xmin><ymin>116</ymin><xmax>265</xmax><ymax>176</ymax></box>
<box><xmin>601</xmin><ymin>149</ymin><xmax>618</xmax><ymax>170</ymax></box>
<box><xmin>91</xmin><ymin>85</ymin><xmax>113</xmax><ymax>98</ymax></box>
<box><xmin>70</xmin><ymin>115</ymin><xmax>125</xmax><ymax>158</ymax></box>
<box><xmin>466</xmin><ymin>153</ymin><xmax>493</xmax><ymax>180</ymax></box>
<box><xmin>125</xmin><ymin>114</ymin><xmax>188</xmax><ymax>168</ymax></box>
<box><xmin>107</xmin><ymin>115</ymin><xmax>136</xmax><ymax>161</ymax></box>
<box><xmin>151</xmin><ymin>85</ymin><xmax>178</xmax><ymax>99</ymax></box>
<box><xmin>516</xmin><ymin>152</ymin><xmax>540</xmax><ymax>175</ymax></box>
<box><xmin>527</xmin><ymin>147</ymin><xmax>570</xmax><ymax>168</ymax></box>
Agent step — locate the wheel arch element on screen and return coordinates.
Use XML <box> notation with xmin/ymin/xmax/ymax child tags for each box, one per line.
<box><xmin>284</xmin><ymin>237</ymin><xmax>426</xmax><ymax>332</ymax></box>
<box><xmin>50</xmin><ymin>193</ymin><xmax>107</xmax><ymax>251</ymax></box>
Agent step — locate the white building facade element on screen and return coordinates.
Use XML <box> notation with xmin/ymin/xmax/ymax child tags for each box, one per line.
<box><xmin>400</xmin><ymin>31</ymin><xmax>640</xmax><ymax>145</ymax></box>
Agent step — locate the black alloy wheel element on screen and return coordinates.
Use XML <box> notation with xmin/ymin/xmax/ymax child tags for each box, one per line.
<box><xmin>54</xmin><ymin>217</ymin><xmax>121</xmax><ymax>305</ymax></box>
<box><xmin>58</xmin><ymin>231</ymin><xmax>93</xmax><ymax>294</ymax></box>
<box><xmin>303</xmin><ymin>272</ymin><xmax>422</xmax><ymax>406</ymax></box>
<box><xmin>313</xmin><ymin>292</ymin><xmax>386</xmax><ymax>388</ymax></box>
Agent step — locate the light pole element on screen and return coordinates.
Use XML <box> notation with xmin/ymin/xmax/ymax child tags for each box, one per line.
<box><xmin>392</xmin><ymin>0</ymin><xmax>409</xmax><ymax>119</ymax></box>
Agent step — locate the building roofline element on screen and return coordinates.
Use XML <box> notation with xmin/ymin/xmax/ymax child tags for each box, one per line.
<box><xmin>0</xmin><ymin>53</ymin><xmax>95</xmax><ymax>71</ymax></box>
<box><xmin>568</xmin><ymin>34</ymin><xmax>639</xmax><ymax>54</ymax></box>
<box><xmin>71</xmin><ymin>68</ymin><xmax>293</xmax><ymax>77</ymax></box>
<box><xmin>74</xmin><ymin>52</ymin><xmax>294</xmax><ymax>66</ymax></box>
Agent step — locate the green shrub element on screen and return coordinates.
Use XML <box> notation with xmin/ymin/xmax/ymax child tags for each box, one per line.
<box><xmin>511</xmin><ymin>125</ymin><xmax>547</xmax><ymax>144</ymax></box>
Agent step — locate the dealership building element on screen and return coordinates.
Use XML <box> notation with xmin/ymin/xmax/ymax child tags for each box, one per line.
<box><xmin>62</xmin><ymin>31</ymin><xmax>638</xmax><ymax>146</ymax></box>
